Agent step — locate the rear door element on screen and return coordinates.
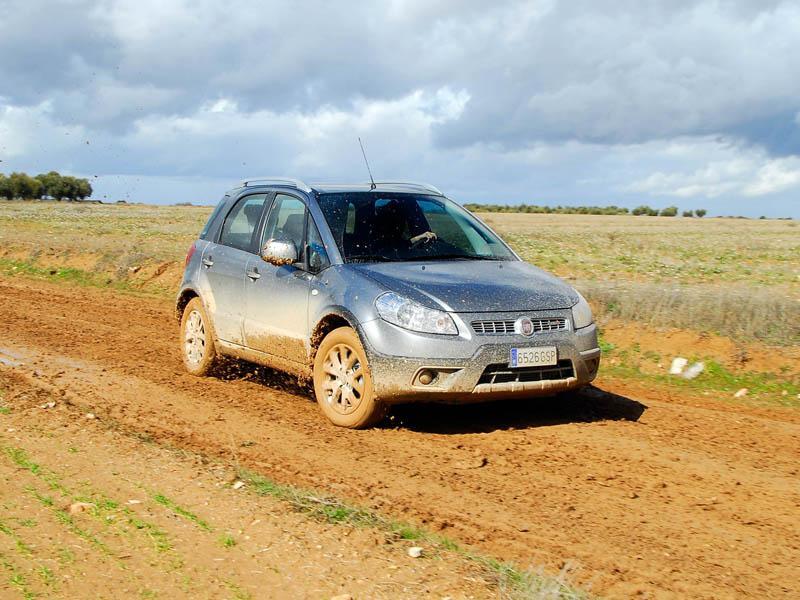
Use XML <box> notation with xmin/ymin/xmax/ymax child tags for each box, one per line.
<box><xmin>244</xmin><ymin>193</ymin><xmax>316</xmax><ymax>363</ymax></box>
<box><xmin>202</xmin><ymin>192</ymin><xmax>271</xmax><ymax>345</ymax></box>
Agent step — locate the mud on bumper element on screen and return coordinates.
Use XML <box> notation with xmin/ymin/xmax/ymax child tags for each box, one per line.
<box><xmin>362</xmin><ymin>322</ymin><xmax>600</xmax><ymax>404</ymax></box>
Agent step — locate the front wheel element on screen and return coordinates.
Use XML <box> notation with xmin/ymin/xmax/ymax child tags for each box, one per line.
<box><xmin>180</xmin><ymin>297</ymin><xmax>221</xmax><ymax>376</ymax></box>
<box><xmin>313</xmin><ymin>327</ymin><xmax>385</xmax><ymax>428</ymax></box>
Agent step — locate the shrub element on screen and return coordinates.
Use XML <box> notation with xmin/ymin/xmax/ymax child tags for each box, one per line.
<box><xmin>695</xmin><ymin>209</ymin><xmax>707</xmax><ymax>218</ymax></box>
<box><xmin>659</xmin><ymin>206</ymin><xmax>678</xmax><ymax>217</ymax></box>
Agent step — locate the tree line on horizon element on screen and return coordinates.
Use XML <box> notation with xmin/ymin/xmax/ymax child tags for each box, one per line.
<box><xmin>463</xmin><ymin>202</ymin><xmax>707</xmax><ymax>217</ymax></box>
<box><xmin>0</xmin><ymin>171</ymin><xmax>93</xmax><ymax>201</ymax></box>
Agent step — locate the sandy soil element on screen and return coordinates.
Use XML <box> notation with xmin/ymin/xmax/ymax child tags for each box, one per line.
<box><xmin>0</xmin><ymin>373</ymin><xmax>494</xmax><ymax>599</ymax></box>
<box><xmin>1</xmin><ymin>276</ymin><xmax>798</xmax><ymax>599</ymax></box>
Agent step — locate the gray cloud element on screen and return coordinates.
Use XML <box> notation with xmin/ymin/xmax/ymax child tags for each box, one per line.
<box><xmin>1</xmin><ymin>0</ymin><xmax>799</xmax><ymax>215</ymax></box>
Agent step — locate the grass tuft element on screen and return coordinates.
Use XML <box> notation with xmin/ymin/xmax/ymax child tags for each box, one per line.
<box><xmin>153</xmin><ymin>494</ymin><xmax>212</xmax><ymax>532</ymax></box>
<box><xmin>241</xmin><ymin>470</ymin><xmax>586</xmax><ymax>599</ymax></box>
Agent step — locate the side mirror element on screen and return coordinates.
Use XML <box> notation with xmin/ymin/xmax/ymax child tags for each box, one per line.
<box><xmin>260</xmin><ymin>238</ymin><xmax>298</xmax><ymax>266</ymax></box>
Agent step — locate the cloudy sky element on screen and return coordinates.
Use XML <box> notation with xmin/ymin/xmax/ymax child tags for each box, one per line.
<box><xmin>1</xmin><ymin>0</ymin><xmax>799</xmax><ymax>216</ymax></box>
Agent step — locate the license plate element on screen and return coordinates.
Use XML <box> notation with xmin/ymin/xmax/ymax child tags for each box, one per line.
<box><xmin>510</xmin><ymin>346</ymin><xmax>558</xmax><ymax>368</ymax></box>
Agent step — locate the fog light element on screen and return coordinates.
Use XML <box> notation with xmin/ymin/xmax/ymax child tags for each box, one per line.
<box><xmin>418</xmin><ymin>369</ymin><xmax>435</xmax><ymax>385</ymax></box>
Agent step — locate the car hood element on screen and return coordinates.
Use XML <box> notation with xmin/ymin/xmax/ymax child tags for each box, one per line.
<box><xmin>351</xmin><ymin>260</ymin><xmax>578</xmax><ymax>313</ymax></box>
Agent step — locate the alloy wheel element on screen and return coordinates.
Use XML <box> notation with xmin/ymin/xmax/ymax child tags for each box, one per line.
<box><xmin>184</xmin><ymin>309</ymin><xmax>206</xmax><ymax>366</ymax></box>
<box><xmin>321</xmin><ymin>343</ymin><xmax>365</xmax><ymax>415</ymax></box>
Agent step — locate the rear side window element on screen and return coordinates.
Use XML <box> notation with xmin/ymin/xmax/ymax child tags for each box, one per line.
<box><xmin>199</xmin><ymin>197</ymin><xmax>228</xmax><ymax>240</ymax></box>
<box><xmin>219</xmin><ymin>194</ymin><xmax>269</xmax><ymax>252</ymax></box>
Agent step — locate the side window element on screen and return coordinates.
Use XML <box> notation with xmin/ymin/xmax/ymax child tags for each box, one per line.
<box><xmin>200</xmin><ymin>196</ymin><xmax>228</xmax><ymax>240</ymax></box>
<box><xmin>219</xmin><ymin>194</ymin><xmax>269</xmax><ymax>252</ymax></box>
<box><xmin>261</xmin><ymin>194</ymin><xmax>306</xmax><ymax>254</ymax></box>
<box><xmin>307</xmin><ymin>217</ymin><xmax>330</xmax><ymax>273</ymax></box>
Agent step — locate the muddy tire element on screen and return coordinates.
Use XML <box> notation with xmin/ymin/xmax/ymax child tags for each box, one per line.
<box><xmin>313</xmin><ymin>327</ymin><xmax>385</xmax><ymax>428</ymax></box>
<box><xmin>180</xmin><ymin>297</ymin><xmax>221</xmax><ymax>376</ymax></box>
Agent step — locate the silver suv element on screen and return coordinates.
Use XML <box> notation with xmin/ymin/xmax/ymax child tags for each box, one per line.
<box><xmin>177</xmin><ymin>178</ymin><xmax>600</xmax><ymax>428</ymax></box>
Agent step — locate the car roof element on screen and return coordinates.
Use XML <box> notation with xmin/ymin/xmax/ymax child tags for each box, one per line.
<box><xmin>226</xmin><ymin>179</ymin><xmax>444</xmax><ymax>197</ymax></box>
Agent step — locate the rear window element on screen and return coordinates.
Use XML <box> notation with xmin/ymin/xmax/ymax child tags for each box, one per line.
<box><xmin>199</xmin><ymin>197</ymin><xmax>228</xmax><ymax>240</ymax></box>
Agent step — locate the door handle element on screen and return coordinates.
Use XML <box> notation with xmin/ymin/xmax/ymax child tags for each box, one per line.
<box><xmin>202</xmin><ymin>256</ymin><xmax>214</xmax><ymax>268</ymax></box>
<box><xmin>246</xmin><ymin>267</ymin><xmax>261</xmax><ymax>280</ymax></box>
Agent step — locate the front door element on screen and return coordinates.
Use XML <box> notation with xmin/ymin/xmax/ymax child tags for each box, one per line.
<box><xmin>203</xmin><ymin>192</ymin><xmax>270</xmax><ymax>345</ymax></box>
<box><xmin>244</xmin><ymin>193</ymin><xmax>312</xmax><ymax>364</ymax></box>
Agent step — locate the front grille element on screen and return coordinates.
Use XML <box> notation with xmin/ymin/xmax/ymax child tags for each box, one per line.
<box><xmin>471</xmin><ymin>317</ymin><xmax>568</xmax><ymax>336</ymax></box>
<box><xmin>477</xmin><ymin>360</ymin><xmax>574</xmax><ymax>385</ymax></box>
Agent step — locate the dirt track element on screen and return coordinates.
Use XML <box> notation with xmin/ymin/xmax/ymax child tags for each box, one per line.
<box><xmin>1</xmin><ymin>276</ymin><xmax>798</xmax><ymax>598</ymax></box>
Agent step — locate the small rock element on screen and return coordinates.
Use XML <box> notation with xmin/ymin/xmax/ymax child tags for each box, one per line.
<box><xmin>453</xmin><ymin>456</ymin><xmax>487</xmax><ymax>470</ymax></box>
<box><xmin>781</xmin><ymin>390</ymin><xmax>788</xmax><ymax>396</ymax></box>
<box><xmin>40</xmin><ymin>401</ymin><xmax>56</xmax><ymax>409</ymax></box>
<box><xmin>669</xmin><ymin>357</ymin><xmax>688</xmax><ymax>375</ymax></box>
<box><xmin>629</xmin><ymin>492</ymin><xmax>639</xmax><ymax>499</ymax></box>
<box><xmin>408</xmin><ymin>546</ymin><xmax>424</xmax><ymax>558</ymax></box>
<box><xmin>68</xmin><ymin>502</ymin><xmax>95</xmax><ymax>515</ymax></box>
<box><xmin>127</xmin><ymin>499</ymin><xmax>142</xmax><ymax>505</ymax></box>
<box><xmin>682</xmin><ymin>362</ymin><xmax>704</xmax><ymax>380</ymax></box>
<box><xmin>85</xmin><ymin>413</ymin><xmax>96</xmax><ymax>420</ymax></box>
<box><xmin>733</xmin><ymin>388</ymin><xmax>748</xmax><ymax>398</ymax></box>
<box><xmin>232</xmin><ymin>480</ymin><xmax>245</xmax><ymax>490</ymax></box>
<box><xmin>330</xmin><ymin>595</ymin><xmax>353</xmax><ymax>600</ymax></box>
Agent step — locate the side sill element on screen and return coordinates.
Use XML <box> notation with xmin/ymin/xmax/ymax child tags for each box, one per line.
<box><xmin>216</xmin><ymin>340</ymin><xmax>311</xmax><ymax>379</ymax></box>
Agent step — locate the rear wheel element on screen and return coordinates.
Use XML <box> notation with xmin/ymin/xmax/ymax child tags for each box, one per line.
<box><xmin>180</xmin><ymin>297</ymin><xmax>221</xmax><ymax>376</ymax></box>
<box><xmin>313</xmin><ymin>327</ymin><xmax>385</xmax><ymax>428</ymax></box>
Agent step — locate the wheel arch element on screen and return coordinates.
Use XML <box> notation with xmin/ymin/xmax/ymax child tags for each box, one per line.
<box><xmin>309</xmin><ymin>308</ymin><xmax>362</xmax><ymax>362</ymax></box>
<box><xmin>175</xmin><ymin>287</ymin><xmax>200</xmax><ymax>322</ymax></box>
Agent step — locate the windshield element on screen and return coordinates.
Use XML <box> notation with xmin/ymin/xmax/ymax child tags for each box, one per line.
<box><xmin>316</xmin><ymin>193</ymin><xmax>516</xmax><ymax>263</ymax></box>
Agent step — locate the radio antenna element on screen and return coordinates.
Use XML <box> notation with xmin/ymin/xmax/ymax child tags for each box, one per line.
<box><xmin>358</xmin><ymin>137</ymin><xmax>376</xmax><ymax>190</ymax></box>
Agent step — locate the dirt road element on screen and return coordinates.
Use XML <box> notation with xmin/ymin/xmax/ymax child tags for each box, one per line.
<box><xmin>1</xmin><ymin>277</ymin><xmax>798</xmax><ymax>598</ymax></box>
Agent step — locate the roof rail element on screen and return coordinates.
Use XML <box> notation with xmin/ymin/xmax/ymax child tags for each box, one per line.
<box><xmin>239</xmin><ymin>177</ymin><xmax>312</xmax><ymax>193</ymax></box>
<box><xmin>372</xmin><ymin>181</ymin><xmax>444</xmax><ymax>195</ymax></box>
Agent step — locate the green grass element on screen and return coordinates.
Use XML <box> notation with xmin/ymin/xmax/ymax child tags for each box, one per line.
<box><xmin>603</xmin><ymin>346</ymin><xmax>800</xmax><ymax>407</ymax></box>
<box><xmin>218</xmin><ymin>533</ymin><xmax>236</xmax><ymax>549</ymax></box>
<box><xmin>0</xmin><ymin>518</ymin><xmax>34</xmax><ymax>556</ymax></box>
<box><xmin>1</xmin><ymin>553</ymin><xmax>36</xmax><ymax>600</ymax></box>
<box><xmin>152</xmin><ymin>494</ymin><xmax>211</xmax><ymax>532</ymax></box>
<box><xmin>37</xmin><ymin>566</ymin><xmax>55</xmax><ymax>588</ymax></box>
<box><xmin>5</xmin><ymin>446</ymin><xmax>176</xmax><ymax>561</ymax></box>
<box><xmin>0</xmin><ymin>406</ymin><xmax>10</xmax><ymax>415</ymax></box>
<box><xmin>242</xmin><ymin>470</ymin><xmax>586</xmax><ymax>599</ymax></box>
<box><xmin>0</xmin><ymin>258</ymin><xmax>166</xmax><ymax>297</ymax></box>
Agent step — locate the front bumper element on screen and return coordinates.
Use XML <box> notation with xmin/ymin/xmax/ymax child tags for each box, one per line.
<box><xmin>359</xmin><ymin>310</ymin><xmax>600</xmax><ymax>404</ymax></box>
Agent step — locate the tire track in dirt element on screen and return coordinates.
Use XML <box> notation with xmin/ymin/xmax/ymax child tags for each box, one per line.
<box><xmin>1</xmin><ymin>277</ymin><xmax>798</xmax><ymax>598</ymax></box>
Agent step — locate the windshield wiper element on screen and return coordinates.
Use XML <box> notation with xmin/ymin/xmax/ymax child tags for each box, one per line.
<box><xmin>347</xmin><ymin>254</ymin><xmax>395</xmax><ymax>263</ymax></box>
<box><xmin>401</xmin><ymin>253</ymin><xmax>502</xmax><ymax>262</ymax></box>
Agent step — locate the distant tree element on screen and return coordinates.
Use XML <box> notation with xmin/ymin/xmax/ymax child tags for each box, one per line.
<box><xmin>75</xmin><ymin>178</ymin><xmax>92</xmax><ymax>200</ymax></box>
<box><xmin>0</xmin><ymin>173</ymin><xmax>9</xmax><ymax>199</ymax></box>
<box><xmin>694</xmin><ymin>209</ymin><xmax>707</xmax><ymax>218</ymax></box>
<box><xmin>63</xmin><ymin>176</ymin><xmax>81</xmax><ymax>200</ymax></box>
<box><xmin>48</xmin><ymin>175</ymin><xmax>71</xmax><ymax>200</ymax></box>
<box><xmin>8</xmin><ymin>172</ymin><xmax>42</xmax><ymax>199</ymax></box>
<box><xmin>35</xmin><ymin>171</ymin><xmax>63</xmax><ymax>199</ymax></box>
<box><xmin>659</xmin><ymin>206</ymin><xmax>678</xmax><ymax>217</ymax></box>
<box><xmin>682</xmin><ymin>210</ymin><xmax>693</xmax><ymax>217</ymax></box>
<box><xmin>632</xmin><ymin>205</ymin><xmax>653</xmax><ymax>216</ymax></box>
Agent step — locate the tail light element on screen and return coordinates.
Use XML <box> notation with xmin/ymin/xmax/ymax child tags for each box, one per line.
<box><xmin>185</xmin><ymin>242</ymin><xmax>197</xmax><ymax>267</ymax></box>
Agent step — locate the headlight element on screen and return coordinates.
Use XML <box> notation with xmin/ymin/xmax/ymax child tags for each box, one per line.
<box><xmin>571</xmin><ymin>291</ymin><xmax>594</xmax><ymax>329</ymax></box>
<box><xmin>375</xmin><ymin>292</ymin><xmax>458</xmax><ymax>335</ymax></box>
